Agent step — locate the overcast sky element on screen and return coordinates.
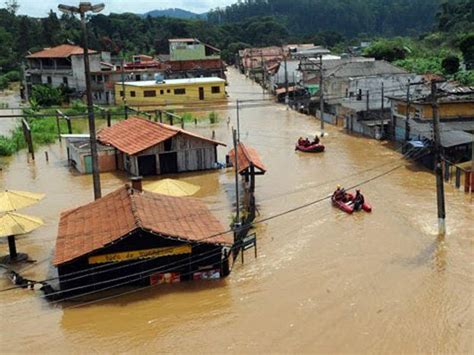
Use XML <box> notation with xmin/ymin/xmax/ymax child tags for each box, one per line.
<box><xmin>12</xmin><ymin>0</ymin><xmax>235</xmax><ymax>17</ymax></box>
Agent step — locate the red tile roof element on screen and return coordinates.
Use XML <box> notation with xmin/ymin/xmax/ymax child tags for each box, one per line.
<box><xmin>27</xmin><ymin>44</ymin><xmax>97</xmax><ymax>58</ymax></box>
<box><xmin>165</xmin><ymin>59</ymin><xmax>225</xmax><ymax>72</ymax></box>
<box><xmin>97</xmin><ymin>117</ymin><xmax>225</xmax><ymax>155</ymax></box>
<box><xmin>54</xmin><ymin>185</ymin><xmax>231</xmax><ymax>265</ymax></box>
<box><xmin>229</xmin><ymin>143</ymin><xmax>266</xmax><ymax>174</ymax></box>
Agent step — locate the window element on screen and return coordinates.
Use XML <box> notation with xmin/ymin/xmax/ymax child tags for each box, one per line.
<box><xmin>174</xmin><ymin>88</ymin><xmax>186</xmax><ymax>95</ymax></box>
<box><xmin>130</xmin><ymin>91</ymin><xmax>136</xmax><ymax>97</ymax></box>
<box><xmin>160</xmin><ymin>90</ymin><xmax>164</xmax><ymax>95</ymax></box>
<box><xmin>47</xmin><ymin>76</ymin><xmax>52</xmax><ymax>85</ymax></box>
<box><xmin>164</xmin><ymin>138</ymin><xmax>173</xmax><ymax>151</ymax></box>
<box><xmin>135</xmin><ymin>74</ymin><xmax>141</xmax><ymax>81</ymax></box>
<box><xmin>144</xmin><ymin>90</ymin><xmax>156</xmax><ymax>97</ymax></box>
<box><xmin>167</xmin><ymin>89</ymin><xmax>171</xmax><ymax>93</ymax></box>
<box><xmin>414</xmin><ymin>108</ymin><xmax>423</xmax><ymax>119</ymax></box>
<box><xmin>63</xmin><ymin>77</ymin><xmax>68</xmax><ymax>85</ymax></box>
<box><xmin>211</xmin><ymin>86</ymin><xmax>221</xmax><ymax>94</ymax></box>
<box><xmin>119</xmin><ymin>91</ymin><xmax>124</xmax><ymax>97</ymax></box>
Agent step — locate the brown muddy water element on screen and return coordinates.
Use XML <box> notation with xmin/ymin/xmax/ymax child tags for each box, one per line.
<box><xmin>0</xmin><ymin>68</ymin><xmax>473</xmax><ymax>354</ymax></box>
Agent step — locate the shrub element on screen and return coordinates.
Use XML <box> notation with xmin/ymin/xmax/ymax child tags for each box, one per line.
<box><xmin>30</xmin><ymin>85</ymin><xmax>63</xmax><ymax>107</ymax></box>
<box><xmin>442</xmin><ymin>55</ymin><xmax>460</xmax><ymax>75</ymax></box>
<box><xmin>4</xmin><ymin>70</ymin><xmax>20</xmax><ymax>82</ymax></box>
<box><xmin>209</xmin><ymin>111</ymin><xmax>219</xmax><ymax>124</ymax></box>
<box><xmin>0</xmin><ymin>136</ymin><xmax>16</xmax><ymax>156</ymax></box>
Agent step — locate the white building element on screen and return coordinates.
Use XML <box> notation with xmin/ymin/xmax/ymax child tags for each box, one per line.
<box><xmin>26</xmin><ymin>44</ymin><xmax>111</xmax><ymax>103</ymax></box>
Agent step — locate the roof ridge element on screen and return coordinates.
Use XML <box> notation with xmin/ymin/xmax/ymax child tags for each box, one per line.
<box><xmin>128</xmin><ymin>185</ymin><xmax>144</xmax><ymax>229</ymax></box>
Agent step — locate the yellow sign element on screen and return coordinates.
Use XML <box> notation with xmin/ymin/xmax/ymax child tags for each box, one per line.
<box><xmin>88</xmin><ymin>245</ymin><xmax>192</xmax><ymax>265</ymax></box>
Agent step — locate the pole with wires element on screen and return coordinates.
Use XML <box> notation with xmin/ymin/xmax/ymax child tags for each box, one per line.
<box><xmin>284</xmin><ymin>52</ymin><xmax>289</xmax><ymax>109</ymax></box>
<box><xmin>233</xmin><ymin>128</ymin><xmax>240</xmax><ymax>225</ymax></box>
<box><xmin>319</xmin><ymin>54</ymin><xmax>325</xmax><ymax>136</ymax></box>
<box><xmin>80</xmin><ymin>11</ymin><xmax>101</xmax><ymax>200</ymax></box>
<box><xmin>431</xmin><ymin>80</ymin><xmax>446</xmax><ymax>236</ymax></box>
<box><xmin>405</xmin><ymin>79</ymin><xmax>411</xmax><ymax>142</ymax></box>
<box><xmin>236</xmin><ymin>99</ymin><xmax>241</xmax><ymax>142</ymax></box>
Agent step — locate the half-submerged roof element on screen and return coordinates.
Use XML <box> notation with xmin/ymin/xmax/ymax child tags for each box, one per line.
<box><xmin>54</xmin><ymin>185</ymin><xmax>231</xmax><ymax>265</ymax></box>
<box><xmin>27</xmin><ymin>44</ymin><xmax>97</xmax><ymax>58</ymax></box>
<box><xmin>229</xmin><ymin>143</ymin><xmax>266</xmax><ymax>174</ymax></box>
<box><xmin>97</xmin><ymin>117</ymin><xmax>226</xmax><ymax>155</ymax></box>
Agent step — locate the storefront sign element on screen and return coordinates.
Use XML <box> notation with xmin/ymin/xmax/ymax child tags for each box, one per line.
<box><xmin>88</xmin><ymin>245</ymin><xmax>192</xmax><ymax>264</ymax></box>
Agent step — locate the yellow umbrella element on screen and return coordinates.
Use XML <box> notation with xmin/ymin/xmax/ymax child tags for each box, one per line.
<box><xmin>0</xmin><ymin>212</ymin><xmax>44</xmax><ymax>262</ymax></box>
<box><xmin>0</xmin><ymin>190</ymin><xmax>45</xmax><ymax>212</ymax></box>
<box><xmin>144</xmin><ymin>179</ymin><xmax>200</xmax><ymax>197</ymax></box>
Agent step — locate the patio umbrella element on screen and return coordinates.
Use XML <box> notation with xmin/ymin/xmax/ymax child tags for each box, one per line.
<box><xmin>144</xmin><ymin>179</ymin><xmax>200</xmax><ymax>197</ymax></box>
<box><xmin>0</xmin><ymin>190</ymin><xmax>45</xmax><ymax>213</ymax></box>
<box><xmin>0</xmin><ymin>212</ymin><xmax>44</xmax><ymax>263</ymax></box>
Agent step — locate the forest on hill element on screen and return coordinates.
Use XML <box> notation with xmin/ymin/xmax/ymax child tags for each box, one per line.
<box><xmin>0</xmin><ymin>0</ymin><xmax>473</xmax><ymax>87</ymax></box>
<box><xmin>208</xmin><ymin>0</ymin><xmax>442</xmax><ymax>37</ymax></box>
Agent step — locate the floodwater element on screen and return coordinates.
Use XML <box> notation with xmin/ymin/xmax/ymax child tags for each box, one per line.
<box><xmin>1</xmin><ymin>68</ymin><xmax>473</xmax><ymax>354</ymax></box>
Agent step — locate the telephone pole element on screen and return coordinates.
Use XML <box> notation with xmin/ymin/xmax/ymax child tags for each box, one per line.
<box><xmin>405</xmin><ymin>79</ymin><xmax>411</xmax><ymax>142</ymax></box>
<box><xmin>236</xmin><ymin>99</ymin><xmax>241</xmax><ymax>142</ymax></box>
<box><xmin>319</xmin><ymin>54</ymin><xmax>325</xmax><ymax>136</ymax></box>
<box><xmin>284</xmin><ymin>52</ymin><xmax>289</xmax><ymax>109</ymax></box>
<box><xmin>233</xmin><ymin>128</ymin><xmax>240</xmax><ymax>224</ymax></box>
<box><xmin>59</xmin><ymin>2</ymin><xmax>105</xmax><ymax>200</ymax></box>
<box><xmin>431</xmin><ymin>81</ymin><xmax>446</xmax><ymax>236</ymax></box>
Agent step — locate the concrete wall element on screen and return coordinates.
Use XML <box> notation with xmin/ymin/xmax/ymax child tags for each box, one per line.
<box><xmin>170</xmin><ymin>42</ymin><xmax>219</xmax><ymax>61</ymax></box>
<box><xmin>395</xmin><ymin>101</ymin><xmax>474</xmax><ymax>120</ymax></box>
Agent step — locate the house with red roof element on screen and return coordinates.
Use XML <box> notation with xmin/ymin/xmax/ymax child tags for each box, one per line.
<box><xmin>25</xmin><ymin>44</ymin><xmax>112</xmax><ymax>102</ymax></box>
<box><xmin>94</xmin><ymin>117</ymin><xmax>226</xmax><ymax>176</ymax></box>
<box><xmin>53</xmin><ymin>181</ymin><xmax>232</xmax><ymax>296</ymax></box>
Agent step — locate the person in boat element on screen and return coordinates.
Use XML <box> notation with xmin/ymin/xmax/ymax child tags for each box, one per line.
<box><xmin>313</xmin><ymin>135</ymin><xmax>320</xmax><ymax>145</ymax></box>
<box><xmin>303</xmin><ymin>137</ymin><xmax>311</xmax><ymax>146</ymax></box>
<box><xmin>353</xmin><ymin>189</ymin><xmax>365</xmax><ymax>211</ymax></box>
<box><xmin>298</xmin><ymin>137</ymin><xmax>305</xmax><ymax>146</ymax></box>
<box><xmin>333</xmin><ymin>185</ymin><xmax>346</xmax><ymax>201</ymax></box>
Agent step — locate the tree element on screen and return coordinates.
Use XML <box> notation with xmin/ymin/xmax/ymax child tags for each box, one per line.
<box><xmin>4</xmin><ymin>0</ymin><xmax>19</xmax><ymax>15</ymax></box>
<box><xmin>459</xmin><ymin>33</ymin><xmax>474</xmax><ymax>69</ymax></box>
<box><xmin>441</xmin><ymin>55</ymin><xmax>460</xmax><ymax>74</ymax></box>
<box><xmin>364</xmin><ymin>40</ymin><xmax>408</xmax><ymax>62</ymax></box>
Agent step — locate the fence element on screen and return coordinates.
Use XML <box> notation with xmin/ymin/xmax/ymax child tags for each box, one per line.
<box><xmin>442</xmin><ymin>159</ymin><xmax>473</xmax><ymax>193</ymax></box>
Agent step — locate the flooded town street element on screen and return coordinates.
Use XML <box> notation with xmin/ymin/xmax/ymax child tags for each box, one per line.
<box><xmin>0</xmin><ymin>68</ymin><xmax>473</xmax><ymax>354</ymax></box>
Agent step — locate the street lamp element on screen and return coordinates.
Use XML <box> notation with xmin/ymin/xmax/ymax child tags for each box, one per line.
<box><xmin>58</xmin><ymin>2</ymin><xmax>105</xmax><ymax>200</ymax></box>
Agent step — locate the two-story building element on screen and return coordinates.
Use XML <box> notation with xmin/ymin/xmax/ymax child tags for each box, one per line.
<box><xmin>165</xmin><ymin>38</ymin><xmax>226</xmax><ymax>80</ymax></box>
<box><xmin>25</xmin><ymin>44</ymin><xmax>111</xmax><ymax>102</ymax></box>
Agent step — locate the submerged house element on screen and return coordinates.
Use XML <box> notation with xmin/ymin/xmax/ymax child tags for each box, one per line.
<box><xmin>97</xmin><ymin>117</ymin><xmax>226</xmax><ymax>176</ymax></box>
<box><xmin>53</xmin><ymin>181</ymin><xmax>232</xmax><ymax>297</ymax></box>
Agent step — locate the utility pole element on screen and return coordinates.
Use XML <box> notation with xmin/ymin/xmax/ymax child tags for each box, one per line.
<box><xmin>319</xmin><ymin>54</ymin><xmax>325</xmax><ymax>136</ymax></box>
<box><xmin>405</xmin><ymin>79</ymin><xmax>411</xmax><ymax>142</ymax></box>
<box><xmin>21</xmin><ymin>61</ymin><xmax>29</xmax><ymax>102</ymax></box>
<box><xmin>284</xmin><ymin>52</ymin><xmax>289</xmax><ymax>109</ymax></box>
<box><xmin>236</xmin><ymin>99</ymin><xmax>240</xmax><ymax>142</ymax></box>
<box><xmin>380</xmin><ymin>82</ymin><xmax>384</xmax><ymax>134</ymax></box>
<box><xmin>233</xmin><ymin>128</ymin><xmax>240</xmax><ymax>225</ymax></box>
<box><xmin>121</xmin><ymin>56</ymin><xmax>126</xmax><ymax>106</ymax></box>
<box><xmin>59</xmin><ymin>3</ymin><xmax>105</xmax><ymax>201</ymax></box>
<box><xmin>261</xmin><ymin>53</ymin><xmax>265</xmax><ymax>95</ymax></box>
<box><xmin>431</xmin><ymin>81</ymin><xmax>446</xmax><ymax>236</ymax></box>
<box><xmin>366</xmin><ymin>90</ymin><xmax>370</xmax><ymax>113</ymax></box>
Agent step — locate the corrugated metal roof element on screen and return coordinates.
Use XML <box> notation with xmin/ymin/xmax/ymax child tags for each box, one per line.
<box><xmin>327</xmin><ymin>60</ymin><xmax>407</xmax><ymax>78</ymax></box>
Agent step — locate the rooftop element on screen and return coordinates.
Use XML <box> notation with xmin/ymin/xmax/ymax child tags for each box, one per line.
<box><xmin>98</xmin><ymin>117</ymin><xmax>225</xmax><ymax>155</ymax></box>
<box><xmin>54</xmin><ymin>185</ymin><xmax>231</xmax><ymax>265</ymax></box>
<box><xmin>123</xmin><ymin>77</ymin><xmax>225</xmax><ymax>87</ymax></box>
<box><xmin>27</xmin><ymin>44</ymin><xmax>97</xmax><ymax>58</ymax></box>
<box><xmin>326</xmin><ymin>60</ymin><xmax>407</xmax><ymax>78</ymax></box>
<box><xmin>229</xmin><ymin>143</ymin><xmax>266</xmax><ymax>174</ymax></box>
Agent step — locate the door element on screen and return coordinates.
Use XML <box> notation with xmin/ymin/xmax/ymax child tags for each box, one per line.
<box><xmin>199</xmin><ymin>87</ymin><xmax>204</xmax><ymax>101</ymax></box>
<box><xmin>159</xmin><ymin>152</ymin><xmax>178</xmax><ymax>174</ymax></box>
<box><xmin>84</xmin><ymin>155</ymin><xmax>93</xmax><ymax>174</ymax></box>
<box><xmin>138</xmin><ymin>155</ymin><xmax>157</xmax><ymax>176</ymax></box>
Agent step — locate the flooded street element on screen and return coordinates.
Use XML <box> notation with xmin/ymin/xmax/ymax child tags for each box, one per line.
<box><xmin>1</xmin><ymin>68</ymin><xmax>473</xmax><ymax>354</ymax></box>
